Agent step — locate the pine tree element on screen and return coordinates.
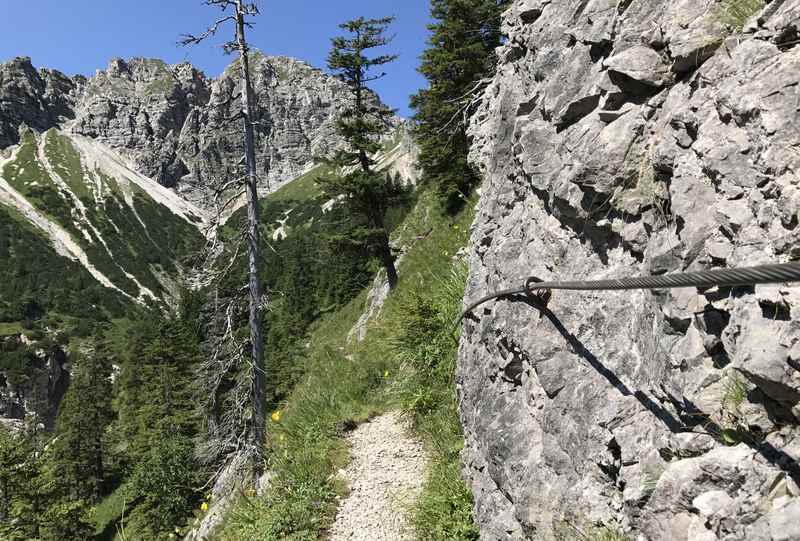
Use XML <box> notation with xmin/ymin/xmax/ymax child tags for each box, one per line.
<box><xmin>127</xmin><ymin>435</ymin><xmax>199</xmax><ymax>539</ymax></box>
<box><xmin>410</xmin><ymin>0</ymin><xmax>508</xmax><ymax>213</ymax></box>
<box><xmin>51</xmin><ymin>341</ymin><xmax>112</xmax><ymax>500</ymax></box>
<box><xmin>114</xmin><ymin>312</ymin><xmax>202</xmax><ymax>467</ymax></box>
<box><xmin>0</xmin><ymin>426</ymin><xmax>45</xmax><ymax>541</ymax></box>
<box><xmin>317</xmin><ymin>16</ymin><xmax>404</xmax><ymax>289</ymax></box>
<box><xmin>43</xmin><ymin>339</ymin><xmax>113</xmax><ymax>539</ymax></box>
<box><xmin>113</xmin><ymin>295</ymin><xmax>206</xmax><ymax>532</ymax></box>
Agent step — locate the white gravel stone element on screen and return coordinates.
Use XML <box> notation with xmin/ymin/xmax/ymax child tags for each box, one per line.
<box><xmin>328</xmin><ymin>412</ymin><xmax>428</xmax><ymax>541</ymax></box>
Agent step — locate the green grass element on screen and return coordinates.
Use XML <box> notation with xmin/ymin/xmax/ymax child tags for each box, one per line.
<box><xmin>2</xmin><ymin>131</ymin><xmax>48</xmax><ymax>194</ymax></box>
<box><xmin>389</xmin><ymin>261</ymin><xmax>479</xmax><ymax>540</ymax></box>
<box><xmin>144</xmin><ymin>75</ymin><xmax>176</xmax><ymax>96</ymax></box>
<box><xmin>266</xmin><ymin>163</ymin><xmax>331</xmax><ymax>203</ymax></box>
<box><xmin>0</xmin><ymin>322</ymin><xmax>23</xmax><ymax>336</ymax></box>
<box><xmin>215</xmin><ymin>187</ymin><xmax>478</xmax><ymax>540</ymax></box>
<box><xmin>3</xmin><ymin>130</ymin><xmax>205</xmax><ymax>300</ymax></box>
<box><xmin>721</xmin><ymin>371</ymin><xmax>749</xmax><ymax>414</ymax></box>
<box><xmin>717</xmin><ymin>370</ymin><xmax>753</xmax><ymax>445</ymax></box>
<box><xmin>715</xmin><ymin>0</ymin><xmax>765</xmax><ymax>31</ymax></box>
<box><xmin>44</xmin><ymin>129</ymin><xmax>92</xmax><ymax>201</ymax></box>
<box><xmin>93</xmin><ymin>483</ymin><xmax>131</xmax><ymax>541</ymax></box>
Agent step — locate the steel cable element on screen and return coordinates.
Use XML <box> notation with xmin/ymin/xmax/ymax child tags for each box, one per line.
<box><xmin>456</xmin><ymin>262</ymin><xmax>800</xmax><ymax>330</ymax></box>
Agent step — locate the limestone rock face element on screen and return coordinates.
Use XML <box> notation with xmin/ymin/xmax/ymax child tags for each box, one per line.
<box><xmin>174</xmin><ymin>54</ymin><xmax>400</xmax><ymax>206</ymax></box>
<box><xmin>461</xmin><ymin>1</ymin><xmax>800</xmax><ymax>539</ymax></box>
<box><xmin>72</xmin><ymin>57</ymin><xmax>210</xmax><ymax>189</ymax></box>
<box><xmin>0</xmin><ymin>57</ymin><xmax>80</xmax><ymax>149</ymax></box>
<box><xmin>0</xmin><ymin>54</ymin><xmax>406</xmax><ymax>208</ymax></box>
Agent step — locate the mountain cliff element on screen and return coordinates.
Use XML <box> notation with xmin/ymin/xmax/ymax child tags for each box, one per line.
<box><xmin>1</xmin><ymin>54</ymin><xmax>409</xmax><ymax>208</ymax></box>
<box><xmin>460</xmin><ymin>0</ymin><xmax>800</xmax><ymax>539</ymax></box>
<box><xmin>0</xmin><ymin>52</ymin><xmax>414</xmax><ymax>431</ymax></box>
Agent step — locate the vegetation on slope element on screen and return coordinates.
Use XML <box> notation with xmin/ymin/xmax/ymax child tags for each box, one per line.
<box><xmin>1</xmin><ymin>3</ymin><xmax>508</xmax><ymax>538</ymax></box>
<box><xmin>0</xmin><ymin>130</ymin><xmax>209</xmax><ymax>540</ymax></box>
<box><xmin>411</xmin><ymin>0</ymin><xmax>508</xmax><ymax>214</ymax></box>
<box><xmin>1</xmin><ymin>129</ymin><xmax>204</xmax><ymax>301</ymax></box>
<box><xmin>0</xmin><ymin>204</ymin><xmax>127</xmax><ymax>324</ymax></box>
<box><xmin>0</xmin><ymin>298</ymin><xmax>206</xmax><ymax>541</ymax></box>
<box><xmin>715</xmin><ymin>0</ymin><xmax>765</xmax><ymax>30</ymax></box>
<box><xmin>215</xmin><ymin>187</ymin><xmax>478</xmax><ymax>540</ymax></box>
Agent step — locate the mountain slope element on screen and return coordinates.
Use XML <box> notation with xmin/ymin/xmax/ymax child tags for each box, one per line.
<box><xmin>0</xmin><ymin>127</ymin><xmax>207</xmax><ymax>303</ymax></box>
<box><xmin>0</xmin><ymin>55</ymin><xmax>415</xmax><ymax>209</ymax></box>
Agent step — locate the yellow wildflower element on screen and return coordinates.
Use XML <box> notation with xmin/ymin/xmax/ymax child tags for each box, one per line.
<box><xmin>200</xmin><ymin>502</ymin><xmax>209</xmax><ymax>512</ymax></box>
<box><xmin>271</xmin><ymin>410</ymin><xmax>282</xmax><ymax>422</ymax></box>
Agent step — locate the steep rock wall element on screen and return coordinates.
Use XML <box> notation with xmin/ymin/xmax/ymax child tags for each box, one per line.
<box><xmin>0</xmin><ymin>55</ymin><xmax>407</xmax><ymax>208</ymax></box>
<box><xmin>0</xmin><ymin>337</ymin><xmax>69</xmax><ymax>431</ymax></box>
<box><xmin>460</xmin><ymin>1</ymin><xmax>800</xmax><ymax>539</ymax></box>
<box><xmin>0</xmin><ymin>57</ymin><xmax>82</xmax><ymax>149</ymax></box>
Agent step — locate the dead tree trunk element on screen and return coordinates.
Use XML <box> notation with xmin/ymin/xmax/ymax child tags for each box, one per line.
<box><xmin>182</xmin><ymin>0</ymin><xmax>266</xmax><ymax>484</ymax></box>
<box><xmin>234</xmin><ymin>0</ymin><xmax>266</xmax><ymax>481</ymax></box>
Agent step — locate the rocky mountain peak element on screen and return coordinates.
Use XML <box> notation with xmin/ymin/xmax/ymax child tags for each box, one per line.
<box><xmin>0</xmin><ymin>56</ymin><xmax>78</xmax><ymax>149</ymax></box>
<box><xmin>0</xmin><ymin>52</ymin><xmax>407</xmax><ymax>207</ymax></box>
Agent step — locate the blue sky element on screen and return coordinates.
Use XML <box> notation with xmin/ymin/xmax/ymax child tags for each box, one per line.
<box><xmin>0</xmin><ymin>1</ymin><xmax>432</xmax><ymax>117</ymax></box>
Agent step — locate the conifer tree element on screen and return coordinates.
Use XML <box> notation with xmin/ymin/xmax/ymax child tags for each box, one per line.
<box><xmin>411</xmin><ymin>0</ymin><xmax>508</xmax><ymax>213</ymax></box>
<box><xmin>44</xmin><ymin>340</ymin><xmax>113</xmax><ymax>539</ymax></box>
<box><xmin>0</xmin><ymin>426</ymin><xmax>45</xmax><ymax>541</ymax></box>
<box><xmin>317</xmin><ymin>16</ymin><xmax>404</xmax><ymax>289</ymax></box>
<box><xmin>127</xmin><ymin>435</ymin><xmax>199</xmax><ymax>539</ymax></box>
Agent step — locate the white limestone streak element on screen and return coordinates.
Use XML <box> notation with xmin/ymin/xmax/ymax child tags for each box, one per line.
<box><xmin>0</xmin><ymin>172</ymin><xmax>130</xmax><ymax>298</ymax></box>
<box><xmin>70</xmin><ymin>134</ymin><xmax>209</xmax><ymax>229</ymax></box>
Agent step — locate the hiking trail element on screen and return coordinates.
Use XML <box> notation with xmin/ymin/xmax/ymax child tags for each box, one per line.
<box><xmin>328</xmin><ymin>411</ymin><xmax>427</xmax><ymax>540</ymax></box>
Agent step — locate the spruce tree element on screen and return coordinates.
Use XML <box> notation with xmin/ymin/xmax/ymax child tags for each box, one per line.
<box><xmin>44</xmin><ymin>339</ymin><xmax>113</xmax><ymax>539</ymax></box>
<box><xmin>51</xmin><ymin>341</ymin><xmax>112</xmax><ymax>500</ymax></box>
<box><xmin>127</xmin><ymin>435</ymin><xmax>199</xmax><ymax>539</ymax></box>
<box><xmin>411</xmin><ymin>0</ymin><xmax>508</xmax><ymax>213</ymax></box>
<box><xmin>110</xmin><ymin>302</ymin><xmax>204</xmax><ymax>537</ymax></box>
<box><xmin>0</xmin><ymin>426</ymin><xmax>45</xmax><ymax>541</ymax></box>
<box><xmin>317</xmin><ymin>16</ymin><xmax>404</xmax><ymax>289</ymax></box>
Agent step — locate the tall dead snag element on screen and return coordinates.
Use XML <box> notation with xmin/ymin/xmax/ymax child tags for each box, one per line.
<box><xmin>182</xmin><ymin>0</ymin><xmax>266</xmax><ymax>483</ymax></box>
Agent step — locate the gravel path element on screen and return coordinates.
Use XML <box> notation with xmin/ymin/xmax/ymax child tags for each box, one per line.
<box><xmin>328</xmin><ymin>412</ymin><xmax>427</xmax><ymax>540</ymax></box>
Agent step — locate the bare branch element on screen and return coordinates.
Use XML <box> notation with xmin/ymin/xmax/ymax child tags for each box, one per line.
<box><xmin>179</xmin><ymin>16</ymin><xmax>237</xmax><ymax>46</ymax></box>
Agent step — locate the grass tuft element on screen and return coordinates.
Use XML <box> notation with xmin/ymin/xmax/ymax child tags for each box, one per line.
<box><xmin>390</xmin><ymin>261</ymin><xmax>479</xmax><ymax>540</ymax></box>
<box><xmin>715</xmin><ymin>0</ymin><xmax>765</xmax><ymax>31</ymax></box>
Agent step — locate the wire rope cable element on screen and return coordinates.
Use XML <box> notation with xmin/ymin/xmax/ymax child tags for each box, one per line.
<box><xmin>456</xmin><ymin>262</ymin><xmax>800</xmax><ymax>330</ymax></box>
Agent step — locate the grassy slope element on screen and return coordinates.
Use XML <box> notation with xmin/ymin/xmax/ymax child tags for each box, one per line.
<box><xmin>1</xmin><ymin>129</ymin><xmax>204</xmax><ymax>301</ymax></box>
<box><xmin>214</xmin><ymin>185</ymin><xmax>478</xmax><ymax>540</ymax></box>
